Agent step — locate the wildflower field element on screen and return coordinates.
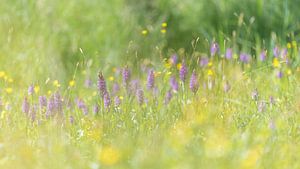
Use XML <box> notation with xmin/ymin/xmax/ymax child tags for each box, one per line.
<box><xmin>1</xmin><ymin>0</ymin><xmax>300</xmax><ymax>169</ymax></box>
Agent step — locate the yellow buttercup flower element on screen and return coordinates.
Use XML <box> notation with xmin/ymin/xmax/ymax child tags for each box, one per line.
<box><xmin>287</xmin><ymin>69</ymin><xmax>292</xmax><ymax>75</ymax></box>
<box><xmin>164</xmin><ymin>62</ymin><xmax>171</xmax><ymax>69</ymax></box>
<box><xmin>161</xmin><ymin>29</ymin><xmax>166</xmax><ymax>34</ymax></box>
<box><xmin>34</xmin><ymin>86</ymin><xmax>40</xmax><ymax>93</ymax></box>
<box><xmin>0</xmin><ymin>71</ymin><xmax>5</xmax><ymax>78</ymax></box>
<box><xmin>109</xmin><ymin>76</ymin><xmax>114</xmax><ymax>81</ymax></box>
<box><xmin>69</xmin><ymin>80</ymin><xmax>75</xmax><ymax>87</ymax></box>
<box><xmin>141</xmin><ymin>29</ymin><xmax>148</xmax><ymax>35</ymax></box>
<box><xmin>47</xmin><ymin>90</ymin><xmax>52</xmax><ymax>95</ymax></box>
<box><xmin>272</xmin><ymin>58</ymin><xmax>280</xmax><ymax>68</ymax></box>
<box><xmin>177</xmin><ymin>63</ymin><xmax>182</xmax><ymax>70</ymax></box>
<box><xmin>287</xmin><ymin>43</ymin><xmax>292</xmax><ymax>49</ymax></box>
<box><xmin>208</xmin><ymin>61</ymin><xmax>213</xmax><ymax>67</ymax></box>
<box><xmin>98</xmin><ymin>146</ymin><xmax>120</xmax><ymax>166</ymax></box>
<box><xmin>207</xmin><ymin>69</ymin><xmax>214</xmax><ymax>76</ymax></box>
<box><xmin>53</xmin><ymin>80</ymin><xmax>61</xmax><ymax>88</ymax></box>
<box><xmin>119</xmin><ymin>96</ymin><xmax>124</xmax><ymax>100</ymax></box>
<box><xmin>162</xmin><ymin>22</ymin><xmax>167</xmax><ymax>27</ymax></box>
<box><xmin>5</xmin><ymin>88</ymin><xmax>13</xmax><ymax>94</ymax></box>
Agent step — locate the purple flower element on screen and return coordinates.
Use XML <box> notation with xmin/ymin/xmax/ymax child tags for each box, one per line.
<box><xmin>29</xmin><ymin>104</ymin><xmax>37</xmax><ymax>122</ymax></box>
<box><xmin>76</xmin><ymin>99</ymin><xmax>88</xmax><ymax>115</ymax></box>
<box><xmin>103</xmin><ymin>92</ymin><xmax>111</xmax><ymax>109</ymax></box>
<box><xmin>46</xmin><ymin>96</ymin><xmax>55</xmax><ymax>117</ymax></box>
<box><xmin>114</xmin><ymin>96</ymin><xmax>121</xmax><ymax>107</ymax></box>
<box><xmin>281</xmin><ymin>48</ymin><xmax>288</xmax><ymax>58</ymax></box>
<box><xmin>93</xmin><ymin>105</ymin><xmax>99</xmax><ymax>115</ymax></box>
<box><xmin>179</xmin><ymin>62</ymin><xmax>188</xmax><ymax>82</ymax></box>
<box><xmin>97</xmin><ymin>72</ymin><xmax>107</xmax><ymax>97</ymax></box>
<box><xmin>210</xmin><ymin>42</ymin><xmax>219</xmax><ymax>57</ymax></box>
<box><xmin>170</xmin><ymin>76</ymin><xmax>179</xmax><ymax>92</ymax></box>
<box><xmin>28</xmin><ymin>85</ymin><xmax>34</xmax><ymax>95</ymax></box>
<box><xmin>239</xmin><ymin>53</ymin><xmax>250</xmax><ymax>63</ymax></box>
<box><xmin>147</xmin><ymin>69</ymin><xmax>155</xmax><ymax>89</ymax></box>
<box><xmin>53</xmin><ymin>92</ymin><xmax>63</xmax><ymax>113</ymax></box>
<box><xmin>189</xmin><ymin>70</ymin><xmax>199</xmax><ymax>94</ymax></box>
<box><xmin>39</xmin><ymin>96</ymin><xmax>47</xmax><ymax>108</ymax></box>
<box><xmin>122</xmin><ymin>66</ymin><xmax>131</xmax><ymax>86</ymax></box>
<box><xmin>164</xmin><ymin>90</ymin><xmax>173</xmax><ymax>105</ymax></box>
<box><xmin>84</xmin><ymin>78</ymin><xmax>92</xmax><ymax>88</ymax></box>
<box><xmin>22</xmin><ymin>97</ymin><xmax>30</xmax><ymax>114</ymax></box>
<box><xmin>225</xmin><ymin>48</ymin><xmax>232</xmax><ymax>60</ymax></box>
<box><xmin>170</xmin><ymin>54</ymin><xmax>178</xmax><ymax>65</ymax></box>
<box><xmin>273</xmin><ymin>46</ymin><xmax>280</xmax><ymax>57</ymax></box>
<box><xmin>136</xmin><ymin>89</ymin><xmax>144</xmax><ymax>105</ymax></box>
<box><xmin>277</xmin><ymin>71</ymin><xmax>283</xmax><ymax>78</ymax></box>
<box><xmin>259</xmin><ymin>50</ymin><xmax>267</xmax><ymax>61</ymax></box>
<box><xmin>112</xmin><ymin>82</ymin><xmax>120</xmax><ymax>96</ymax></box>
<box><xmin>199</xmin><ymin>57</ymin><xmax>209</xmax><ymax>67</ymax></box>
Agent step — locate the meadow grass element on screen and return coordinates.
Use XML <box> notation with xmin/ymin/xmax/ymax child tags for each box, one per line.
<box><xmin>1</xmin><ymin>41</ymin><xmax>300</xmax><ymax>168</ymax></box>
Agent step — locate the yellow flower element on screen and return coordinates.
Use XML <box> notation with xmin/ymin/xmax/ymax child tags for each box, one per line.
<box><xmin>53</xmin><ymin>80</ymin><xmax>61</xmax><ymax>88</ymax></box>
<box><xmin>287</xmin><ymin>43</ymin><xmax>292</xmax><ymax>49</ymax></box>
<box><xmin>177</xmin><ymin>63</ymin><xmax>182</xmax><ymax>70</ymax></box>
<box><xmin>47</xmin><ymin>90</ymin><xmax>52</xmax><ymax>95</ymax></box>
<box><xmin>69</xmin><ymin>80</ymin><xmax>75</xmax><ymax>87</ymax></box>
<box><xmin>164</xmin><ymin>62</ymin><xmax>171</xmax><ymax>69</ymax></box>
<box><xmin>5</xmin><ymin>88</ymin><xmax>13</xmax><ymax>94</ymax></box>
<box><xmin>0</xmin><ymin>71</ymin><xmax>5</xmax><ymax>78</ymax></box>
<box><xmin>141</xmin><ymin>29</ymin><xmax>148</xmax><ymax>35</ymax></box>
<box><xmin>98</xmin><ymin>146</ymin><xmax>120</xmax><ymax>166</ymax></box>
<box><xmin>34</xmin><ymin>86</ymin><xmax>40</xmax><ymax>93</ymax></box>
<box><xmin>8</xmin><ymin>78</ymin><xmax>13</xmax><ymax>83</ymax></box>
<box><xmin>166</xmin><ymin>71</ymin><xmax>172</xmax><ymax>76</ymax></box>
<box><xmin>119</xmin><ymin>96</ymin><xmax>124</xmax><ymax>100</ymax></box>
<box><xmin>207</xmin><ymin>69</ymin><xmax>214</xmax><ymax>76</ymax></box>
<box><xmin>109</xmin><ymin>76</ymin><xmax>114</xmax><ymax>81</ymax></box>
<box><xmin>272</xmin><ymin>58</ymin><xmax>280</xmax><ymax>68</ymax></box>
<box><xmin>287</xmin><ymin>69</ymin><xmax>292</xmax><ymax>75</ymax></box>
<box><xmin>162</xmin><ymin>22</ymin><xmax>167</xmax><ymax>27</ymax></box>
<box><xmin>161</xmin><ymin>29</ymin><xmax>166</xmax><ymax>34</ymax></box>
<box><xmin>208</xmin><ymin>61</ymin><xmax>213</xmax><ymax>67</ymax></box>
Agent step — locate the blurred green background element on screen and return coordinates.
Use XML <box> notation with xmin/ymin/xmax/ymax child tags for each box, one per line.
<box><xmin>0</xmin><ymin>0</ymin><xmax>299</xmax><ymax>83</ymax></box>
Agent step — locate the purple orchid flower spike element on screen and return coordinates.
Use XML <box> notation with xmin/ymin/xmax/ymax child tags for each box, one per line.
<box><xmin>189</xmin><ymin>70</ymin><xmax>199</xmax><ymax>94</ymax></box>
<box><xmin>210</xmin><ymin>42</ymin><xmax>219</xmax><ymax>57</ymax></box>
<box><xmin>179</xmin><ymin>62</ymin><xmax>188</xmax><ymax>82</ymax></box>
<box><xmin>225</xmin><ymin>48</ymin><xmax>232</xmax><ymax>60</ymax></box>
